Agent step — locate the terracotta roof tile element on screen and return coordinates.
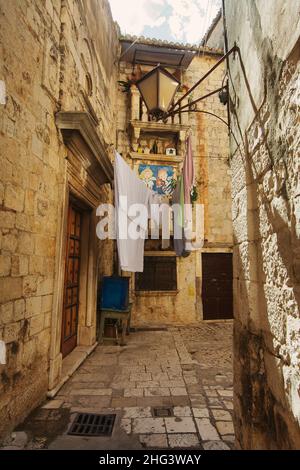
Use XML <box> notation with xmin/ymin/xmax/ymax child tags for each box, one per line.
<box><xmin>119</xmin><ymin>34</ymin><xmax>223</xmax><ymax>55</ymax></box>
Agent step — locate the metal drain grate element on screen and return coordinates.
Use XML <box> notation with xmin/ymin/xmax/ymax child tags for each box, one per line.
<box><xmin>152</xmin><ymin>407</ymin><xmax>174</xmax><ymax>417</ymax></box>
<box><xmin>68</xmin><ymin>413</ymin><xmax>116</xmax><ymax>436</ymax></box>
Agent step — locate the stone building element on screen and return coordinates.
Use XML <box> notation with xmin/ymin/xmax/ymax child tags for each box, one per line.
<box><xmin>0</xmin><ymin>0</ymin><xmax>234</xmax><ymax>438</ymax></box>
<box><xmin>0</xmin><ymin>0</ymin><xmax>118</xmax><ymax>437</ymax></box>
<box><xmin>224</xmin><ymin>0</ymin><xmax>300</xmax><ymax>449</ymax></box>
<box><xmin>117</xmin><ymin>37</ymin><xmax>232</xmax><ymax>327</ymax></box>
<box><xmin>1</xmin><ymin>0</ymin><xmax>299</xmax><ymax>451</ymax></box>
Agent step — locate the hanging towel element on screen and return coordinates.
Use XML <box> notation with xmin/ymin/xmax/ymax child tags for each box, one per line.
<box><xmin>172</xmin><ymin>175</ymin><xmax>185</xmax><ymax>257</ymax></box>
<box><xmin>148</xmin><ymin>193</ymin><xmax>170</xmax><ymax>249</ymax></box>
<box><xmin>182</xmin><ymin>136</ymin><xmax>194</xmax><ymax>250</ymax></box>
<box><xmin>160</xmin><ymin>195</ymin><xmax>171</xmax><ymax>250</ymax></box>
<box><xmin>179</xmin><ymin>173</ymin><xmax>185</xmax><ymax>227</ymax></box>
<box><xmin>114</xmin><ymin>152</ymin><xmax>152</xmax><ymax>272</ymax></box>
<box><xmin>183</xmin><ymin>135</ymin><xmax>194</xmax><ymax>205</ymax></box>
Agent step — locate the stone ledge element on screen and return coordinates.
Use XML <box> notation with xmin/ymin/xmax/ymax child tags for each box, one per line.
<box><xmin>47</xmin><ymin>342</ymin><xmax>98</xmax><ymax>398</ymax></box>
<box><xmin>130</xmin><ymin>119</ymin><xmax>190</xmax><ymax>135</ymax></box>
<box><xmin>129</xmin><ymin>152</ymin><xmax>183</xmax><ymax>163</ymax></box>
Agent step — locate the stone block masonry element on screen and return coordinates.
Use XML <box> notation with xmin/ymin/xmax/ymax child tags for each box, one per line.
<box><xmin>0</xmin><ymin>0</ymin><xmax>118</xmax><ymax>439</ymax></box>
<box><xmin>225</xmin><ymin>0</ymin><xmax>300</xmax><ymax>449</ymax></box>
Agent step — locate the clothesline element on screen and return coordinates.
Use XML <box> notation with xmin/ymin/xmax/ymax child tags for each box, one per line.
<box><xmin>114</xmin><ymin>135</ymin><xmax>195</xmax><ymax>272</ymax></box>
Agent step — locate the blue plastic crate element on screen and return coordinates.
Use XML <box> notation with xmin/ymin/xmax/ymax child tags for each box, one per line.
<box><xmin>100</xmin><ymin>276</ymin><xmax>129</xmax><ymax>311</ymax></box>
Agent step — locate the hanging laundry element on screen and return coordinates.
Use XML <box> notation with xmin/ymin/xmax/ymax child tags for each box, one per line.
<box><xmin>172</xmin><ymin>175</ymin><xmax>189</xmax><ymax>257</ymax></box>
<box><xmin>179</xmin><ymin>172</ymin><xmax>185</xmax><ymax>227</ymax></box>
<box><xmin>160</xmin><ymin>194</ymin><xmax>171</xmax><ymax>250</ymax></box>
<box><xmin>172</xmin><ymin>175</ymin><xmax>184</xmax><ymax>256</ymax></box>
<box><xmin>182</xmin><ymin>135</ymin><xmax>195</xmax><ymax>251</ymax></box>
<box><xmin>148</xmin><ymin>193</ymin><xmax>170</xmax><ymax>250</ymax></box>
<box><xmin>114</xmin><ymin>152</ymin><xmax>152</xmax><ymax>272</ymax></box>
<box><xmin>183</xmin><ymin>135</ymin><xmax>194</xmax><ymax>205</ymax></box>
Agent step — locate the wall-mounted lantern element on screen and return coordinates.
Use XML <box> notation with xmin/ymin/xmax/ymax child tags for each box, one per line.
<box><xmin>135</xmin><ymin>45</ymin><xmax>237</xmax><ymax>125</ymax></box>
<box><xmin>136</xmin><ymin>65</ymin><xmax>180</xmax><ymax>120</ymax></box>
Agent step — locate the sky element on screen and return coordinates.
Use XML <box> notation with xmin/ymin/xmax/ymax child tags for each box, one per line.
<box><xmin>108</xmin><ymin>0</ymin><xmax>221</xmax><ymax>45</ymax></box>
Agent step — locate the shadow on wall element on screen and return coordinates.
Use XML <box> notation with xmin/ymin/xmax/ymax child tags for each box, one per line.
<box><xmin>232</xmin><ymin>37</ymin><xmax>300</xmax><ymax>450</ymax></box>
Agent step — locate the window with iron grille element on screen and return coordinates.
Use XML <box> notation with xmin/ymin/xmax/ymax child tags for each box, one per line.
<box><xmin>135</xmin><ymin>256</ymin><xmax>177</xmax><ymax>291</ymax></box>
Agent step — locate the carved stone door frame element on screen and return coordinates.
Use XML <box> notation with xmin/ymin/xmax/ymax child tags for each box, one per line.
<box><xmin>49</xmin><ymin>112</ymin><xmax>113</xmax><ymax>391</ymax></box>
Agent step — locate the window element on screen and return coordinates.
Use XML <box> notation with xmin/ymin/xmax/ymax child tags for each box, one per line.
<box><xmin>135</xmin><ymin>256</ymin><xmax>177</xmax><ymax>291</ymax></box>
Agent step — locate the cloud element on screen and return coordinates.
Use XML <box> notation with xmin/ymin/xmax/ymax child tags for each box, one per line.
<box><xmin>153</xmin><ymin>16</ymin><xmax>166</xmax><ymax>28</ymax></box>
<box><xmin>108</xmin><ymin>0</ymin><xmax>221</xmax><ymax>44</ymax></box>
<box><xmin>165</xmin><ymin>0</ymin><xmax>221</xmax><ymax>43</ymax></box>
<box><xmin>108</xmin><ymin>0</ymin><xmax>167</xmax><ymax>36</ymax></box>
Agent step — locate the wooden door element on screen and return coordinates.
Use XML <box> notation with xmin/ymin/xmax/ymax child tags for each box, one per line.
<box><xmin>202</xmin><ymin>253</ymin><xmax>233</xmax><ymax>320</ymax></box>
<box><xmin>61</xmin><ymin>204</ymin><xmax>82</xmax><ymax>357</ymax></box>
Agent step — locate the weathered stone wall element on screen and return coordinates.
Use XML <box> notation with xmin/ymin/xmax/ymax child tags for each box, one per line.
<box><xmin>0</xmin><ymin>0</ymin><xmax>118</xmax><ymax>438</ymax></box>
<box><xmin>187</xmin><ymin>55</ymin><xmax>231</xmax><ymax>248</ymax></box>
<box><xmin>59</xmin><ymin>0</ymin><xmax>119</xmax><ymax>138</ymax></box>
<box><xmin>206</xmin><ymin>15</ymin><xmax>224</xmax><ymax>50</ymax></box>
<box><xmin>133</xmin><ymin>253</ymin><xmax>197</xmax><ymax>326</ymax></box>
<box><xmin>117</xmin><ymin>51</ymin><xmax>232</xmax><ymax>326</ymax></box>
<box><xmin>225</xmin><ymin>0</ymin><xmax>300</xmax><ymax>449</ymax></box>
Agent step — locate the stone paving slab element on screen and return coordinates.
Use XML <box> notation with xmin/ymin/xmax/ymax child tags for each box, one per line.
<box><xmin>168</xmin><ymin>433</ymin><xmax>200</xmax><ymax>448</ymax></box>
<box><xmin>132</xmin><ymin>418</ymin><xmax>165</xmax><ymax>434</ymax></box>
<box><xmin>165</xmin><ymin>417</ymin><xmax>197</xmax><ymax>434</ymax></box>
<box><xmin>139</xmin><ymin>434</ymin><xmax>168</xmax><ymax>448</ymax></box>
<box><xmin>2</xmin><ymin>323</ymin><xmax>234</xmax><ymax>450</ymax></box>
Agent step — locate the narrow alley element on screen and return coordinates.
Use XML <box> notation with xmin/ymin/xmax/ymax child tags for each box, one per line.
<box><xmin>2</xmin><ymin>323</ymin><xmax>233</xmax><ymax>450</ymax></box>
<box><xmin>1</xmin><ymin>0</ymin><xmax>300</xmax><ymax>457</ymax></box>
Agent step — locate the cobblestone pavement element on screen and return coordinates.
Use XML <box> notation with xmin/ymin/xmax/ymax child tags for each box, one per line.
<box><xmin>1</xmin><ymin>322</ymin><xmax>234</xmax><ymax>450</ymax></box>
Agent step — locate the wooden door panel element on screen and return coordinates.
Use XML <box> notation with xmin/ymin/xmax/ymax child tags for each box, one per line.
<box><xmin>64</xmin><ymin>308</ymin><xmax>71</xmax><ymax>337</ymax></box>
<box><xmin>74</xmin><ymin>240</ymin><xmax>80</xmax><ymax>256</ymax></box>
<box><xmin>66</xmin><ymin>287</ymin><xmax>72</xmax><ymax>305</ymax></box>
<box><xmin>202</xmin><ymin>253</ymin><xmax>233</xmax><ymax>320</ymax></box>
<box><xmin>71</xmin><ymin>306</ymin><xmax>77</xmax><ymax>331</ymax></box>
<box><xmin>67</xmin><ymin>259</ymin><xmax>73</xmax><ymax>284</ymax></box>
<box><xmin>73</xmin><ymin>259</ymin><xmax>79</xmax><ymax>283</ymax></box>
<box><xmin>72</xmin><ymin>287</ymin><xmax>78</xmax><ymax>304</ymax></box>
<box><xmin>61</xmin><ymin>204</ymin><xmax>82</xmax><ymax>357</ymax></box>
<box><xmin>75</xmin><ymin>216</ymin><xmax>81</xmax><ymax>237</ymax></box>
<box><xmin>202</xmin><ymin>296</ymin><xmax>219</xmax><ymax>317</ymax></box>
